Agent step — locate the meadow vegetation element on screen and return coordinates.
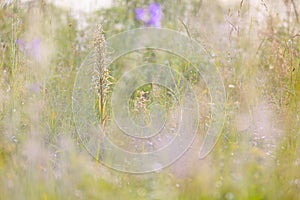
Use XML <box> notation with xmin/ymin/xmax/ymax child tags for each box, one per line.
<box><xmin>0</xmin><ymin>0</ymin><xmax>299</xmax><ymax>199</ymax></box>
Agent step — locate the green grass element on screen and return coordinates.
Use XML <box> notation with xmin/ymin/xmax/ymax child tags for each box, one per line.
<box><xmin>0</xmin><ymin>0</ymin><xmax>300</xmax><ymax>199</ymax></box>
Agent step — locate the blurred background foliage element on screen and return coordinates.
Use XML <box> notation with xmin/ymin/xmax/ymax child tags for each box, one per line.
<box><xmin>0</xmin><ymin>0</ymin><xmax>300</xmax><ymax>199</ymax></box>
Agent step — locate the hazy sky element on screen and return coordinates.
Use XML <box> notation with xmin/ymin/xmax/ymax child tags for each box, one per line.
<box><xmin>52</xmin><ymin>0</ymin><xmax>112</xmax><ymax>12</ymax></box>
<box><xmin>19</xmin><ymin>0</ymin><xmax>113</xmax><ymax>12</ymax></box>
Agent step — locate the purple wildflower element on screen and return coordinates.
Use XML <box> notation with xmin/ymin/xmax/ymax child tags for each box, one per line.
<box><xmin>135</xmin><ymin>2</ymin><xmax>162</xmax><ymax>27</ymax></box>
<box><xmin>17</xmin><ymin>38</ymin><xmax>41</xmax><ymax>61</ymax></box>
<box><xmin>135</xmin><ymin>8</ymin><xmax>146</xmax><ymax>21</ymax></box>
<box><xmin>28</xmin><ymin>82</ymin><xmax>42</xmax><ymax>94</ymax></box>
<box><xmin>31</xmin><ymin>38</ymin><xmax>41</xmax><ymax>61</ymax></box>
